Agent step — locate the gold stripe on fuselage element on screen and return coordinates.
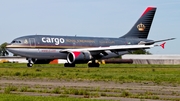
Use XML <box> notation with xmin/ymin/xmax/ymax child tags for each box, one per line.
<box><xmin>6</xmin><ymin>44</ymin><xmax>96</xmax><ymax>49</ymax></box>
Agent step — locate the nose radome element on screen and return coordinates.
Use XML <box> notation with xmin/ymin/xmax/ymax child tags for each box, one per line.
<box><xmin>6</xmin><ymin>44</ymin><xmax>11</xmax><ymax>48</ymax></box>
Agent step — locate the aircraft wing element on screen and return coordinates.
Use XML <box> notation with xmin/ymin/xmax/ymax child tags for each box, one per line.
<box><xmin>60</xmin><ymin>38</ymin><xmax>175</xmax><ymax>53</ymax></box>
<box><xmin>60</xmin><ymin>44</ymin><xmax>155</xmax><ymax>53</ymax></box>
<box><xmin>139</xmin><ymin>38</ymin><xmax>175</xmax><ymax>45</ymax></box>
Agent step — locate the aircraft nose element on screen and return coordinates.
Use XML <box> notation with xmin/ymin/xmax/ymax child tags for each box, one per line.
<box><xmin>6</xmin><ymin>44</ymin><xmax>11</xmax><ymax>48</ymax></box>
<box><xmin>5</xmin><ymin>45</ymin><xmax>18</xmax><ymax>55</ymax></box>
<box><xmin>6</xmin><ymin>44</ymin><xmax>14</xmax><ymax>51</ymax></box>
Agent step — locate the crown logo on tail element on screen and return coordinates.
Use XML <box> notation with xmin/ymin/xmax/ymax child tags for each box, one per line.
<box><xmin>137</xmin><ymin>23</ymin><xmax>145</xmax><ymax>31</ymax></box>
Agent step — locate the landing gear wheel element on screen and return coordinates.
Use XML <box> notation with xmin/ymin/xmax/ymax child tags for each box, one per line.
<box><xmin>26</xmin><ymin>58</ymin><xmax>33</xmax><ymax>67</ymax></box>
<box><xmin>64</xmin><ymin>63</ymin><xmax>75</xmax><ymax>67</ymax></box>
<box><xmin>27</xmin><ymin>63</ymin><xmax>33</xmax><ymax>67</ymax></box>
<box><xmin>88</xmin><ymin>63</ymin><xmax>100</xmax><ymax>67</ymax></box>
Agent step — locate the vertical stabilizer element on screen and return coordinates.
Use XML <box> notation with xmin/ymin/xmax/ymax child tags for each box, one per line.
<box><xmin>121</xmin><ymin>7</ymin><xmax>156</xmax><ymax>39</ymax></box>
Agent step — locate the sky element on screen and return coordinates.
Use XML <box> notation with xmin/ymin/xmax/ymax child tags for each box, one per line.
<box><xmin>0</xmin><ymin>0</ymin><xmax>180</xmax><ymax>54</ymax></box>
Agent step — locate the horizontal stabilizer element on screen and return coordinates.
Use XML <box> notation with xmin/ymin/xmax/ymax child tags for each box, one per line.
<box><xmin>154</xmin><ymin>42</ymin><xmax>166</xmax><ymax>49</ymax></box>
<box><xmin>160</xmin><ymin>42</ymin><xmax>166</xmax><ymax>49</ymax></box>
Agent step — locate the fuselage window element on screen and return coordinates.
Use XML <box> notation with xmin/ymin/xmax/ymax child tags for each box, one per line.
<box><xmin>11</xmin><ymin>40</ymin><xmax>22</xmax><ymax>44</ymax></box>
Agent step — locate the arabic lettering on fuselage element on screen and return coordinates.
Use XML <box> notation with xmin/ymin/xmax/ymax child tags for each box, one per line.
<box><xmin>99</xmin><ymin>40</ymin><xmax>115</xmax><ymax>44</ymax></box>
<box><xmin>66</xmin><ymin>39</ymin><xmax>95</xmax><ymax>43</ymax></box>
<box><xmin>42</xmin><ymin>37</ymin><xmax>65</xmax><ymax>45</ymax></box>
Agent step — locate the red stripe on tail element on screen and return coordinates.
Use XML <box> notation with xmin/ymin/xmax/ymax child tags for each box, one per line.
<box><xmin>141</xmin><ymin>7</ymin><xmax>154</xmax><ymax>17</ymax></box>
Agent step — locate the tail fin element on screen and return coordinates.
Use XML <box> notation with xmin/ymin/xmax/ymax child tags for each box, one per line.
<box><xmin>121</xmin><ymin>7</ymin><xmax>156</xmax><ymax>39</ymax></box>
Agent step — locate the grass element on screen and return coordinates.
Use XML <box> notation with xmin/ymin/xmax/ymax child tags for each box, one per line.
<box><xmin>0</xmin><ymin>94</ymin><xmax>105</xmax><ymax>101</ymax></box>
<box><xmin>0</xmin><ymin>63</ymin><xmax>180</xmax><ymax>84</ymax></box>
<box><xmin>4</xmin><ymin>84</ymin><xmax>18</xmax><ymax>94</ymax></box>
<box><xmin>1</xmin><ymin>63</ymin><xmax>180</xmax><ymax>100</ymax></box>
<box><xmin>3</xmin><ymin>83</ymin><xmax>180</xmax><ymax>100</ymax></box>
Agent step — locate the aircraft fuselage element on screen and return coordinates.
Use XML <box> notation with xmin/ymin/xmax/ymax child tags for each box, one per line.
<box><xmin>7</xmin><ymin>35</ymin><xmax>151</xmax><ymax>59</ymax></box>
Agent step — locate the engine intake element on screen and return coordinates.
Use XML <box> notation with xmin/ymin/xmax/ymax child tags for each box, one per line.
<box><xmin>67</xmin><ymin>51</ymin><xmax>92</xmax><ymax>64</ymax></box>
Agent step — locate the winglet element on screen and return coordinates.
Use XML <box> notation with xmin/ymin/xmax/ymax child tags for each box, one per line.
<box><xmin>160</xmin><ymin>42</ymin><xmax>166</xmax><ymax>49</ymax></box>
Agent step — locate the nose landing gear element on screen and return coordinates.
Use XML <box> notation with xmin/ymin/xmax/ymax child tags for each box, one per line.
<box><xmin>27</xmin><ymin>58</ymin><xmax>33</xmax><ymax>67</ymax></box>
<box><xmin>27</xmin><ymin>63</ymin><xmax>33</xmax><ymax>67</ymax></box>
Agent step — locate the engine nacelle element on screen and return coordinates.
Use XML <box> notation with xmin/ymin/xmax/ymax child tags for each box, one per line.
<box><xmin>67</xmin><ymin>51</ymin><xmax>92</xmax><ymax>64</ymax></box>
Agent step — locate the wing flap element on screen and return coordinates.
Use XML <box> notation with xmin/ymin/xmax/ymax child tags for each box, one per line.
<box><xmin>60</xmin><ymin>44</ymin><xmax>155</xmax><ymax>53</ymax></box>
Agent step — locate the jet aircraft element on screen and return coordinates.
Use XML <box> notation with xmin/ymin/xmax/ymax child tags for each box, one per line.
<box><xmin>6</xmin><ymin>7</ymin><xmax>175</xmax><ymax>67</ymax></box>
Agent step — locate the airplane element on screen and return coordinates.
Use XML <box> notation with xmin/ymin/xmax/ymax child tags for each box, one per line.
<box><xmin>6</xmin><ymin>7</ymin><xmax>175</xmax><ymax>67</ymax></box>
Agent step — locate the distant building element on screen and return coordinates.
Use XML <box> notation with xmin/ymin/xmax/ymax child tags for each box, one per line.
<box><xmin>122</xmin><ymin>54</ymin><xmax>180</xmax><ymax>64</ymax></box>
<box><xmin>122</xmin><ymin>54</ymin><xmax>180</xmax><ymax>59</ymax></box>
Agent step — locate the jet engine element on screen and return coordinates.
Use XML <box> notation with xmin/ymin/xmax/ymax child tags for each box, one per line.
<box><xmin>67</xmin><ymin>51</ymin><xmax>92</xmax><ymax>64</ymax></box>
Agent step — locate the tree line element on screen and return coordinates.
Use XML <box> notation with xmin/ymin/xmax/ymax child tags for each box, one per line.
<box><xmin>0</xmin><ymin>42</ymin><xmax>9</xmax><ymax>56</ymax></box>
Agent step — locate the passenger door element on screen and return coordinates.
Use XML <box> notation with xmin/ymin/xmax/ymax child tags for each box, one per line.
<box><xmin>29</xmin><ymin>38</ymin><xmax>36</xmax><ymax>47</ymax></box>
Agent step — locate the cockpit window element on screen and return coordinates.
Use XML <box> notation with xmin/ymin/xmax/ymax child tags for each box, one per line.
<box><xmin>11</xmin><ymin>40</ymin><xmax>22</xmax><ymax>44</ymax></box>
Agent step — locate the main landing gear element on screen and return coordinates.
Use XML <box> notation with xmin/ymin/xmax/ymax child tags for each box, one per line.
<box><xmin>88</xmin><ymin>63</ymin><xmax>100</xmax><ymax>67</ymax></box>
<box><xmin>63</xmin><ymin>60</ymin><xmax>100</xmax><ymax>67</ymax></box>
<box><xmin>64</xmin><ymin>63</ymin><xmax>75</xmax><ymax>67</ymax></box>
<box><xmin>88</xmin><ymin>60</ymin><xmax>100</xmax><ymax>67</ymax></box>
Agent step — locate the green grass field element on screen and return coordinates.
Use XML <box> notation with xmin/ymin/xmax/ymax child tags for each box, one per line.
<box><xmin>1</xmin><ymin>63</ymin><xmax>180</xmax><ymax>100</ymax></box>
<box><xmin>0</xmin><ymin>94</ymin><xmax>104</xmax><ymax>101</ymax></box>
<box><xmin>0</xmin><ymin>63</ymin><xmax>180</xmax><ymax>84</ymax></box>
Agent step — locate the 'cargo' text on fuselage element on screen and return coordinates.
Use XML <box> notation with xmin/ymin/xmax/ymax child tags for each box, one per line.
<box><xmin>42</xmin><ymin>37</ymin><xmax>65</xmax><ymax>45</ymax></box>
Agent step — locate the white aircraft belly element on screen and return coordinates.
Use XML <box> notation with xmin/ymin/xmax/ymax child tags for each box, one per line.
<box><xmin>7</xmin><ymin>48</ymin><xmax>67</xmax><ymax>59</ymax></box>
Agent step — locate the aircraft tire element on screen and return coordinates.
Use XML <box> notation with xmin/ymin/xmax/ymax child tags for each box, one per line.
<box><xmin>64</xmin><ymin>63</ymin><xmax>75</xmax><ymax>67</ymax></box>
<box><xmin>88</xmin><ymin>63</ymin><xmax>100</xmax><ymax>67</ymax></box>
<box><xmin>27</xmin><ymin>63</ymin><xmax>33</xmax><ymax>67</ymax></box>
